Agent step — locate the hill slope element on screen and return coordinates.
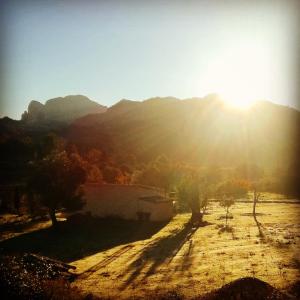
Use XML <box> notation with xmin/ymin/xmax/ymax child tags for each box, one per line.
<box><xmin>67</xmin><ymin>95</ymin><xmax>300</xmax><ymax>170</ymax></box>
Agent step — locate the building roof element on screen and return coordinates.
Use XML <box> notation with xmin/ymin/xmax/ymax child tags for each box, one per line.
<box><xmin>84</xmin><ymin>183</ymin><xmax>164</xmax><ymax>192</ymax></box>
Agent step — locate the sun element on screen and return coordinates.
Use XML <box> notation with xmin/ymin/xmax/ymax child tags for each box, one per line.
<box><xmin>220</xmin><ymin>93</ymin><xmax>256</xmax><ymax>110</ymax></box>
<box><xmin>199</xmin><ymin>39</ymin><xmax>271</xmax><ymax>110</ymax></box>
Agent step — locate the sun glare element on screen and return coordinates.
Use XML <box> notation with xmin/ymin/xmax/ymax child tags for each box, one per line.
<box><xmin>200</xmin><ymin>39</ymin><xmax>272</xmax><ymax>110</ymax></box>
<box><xmin>221</xmin><ymin>94</ymin><xmax>256</xmax><ymax>110</ymax></box>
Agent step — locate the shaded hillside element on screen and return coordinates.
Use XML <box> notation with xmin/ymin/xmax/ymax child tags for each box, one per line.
<box><xmin>21</xmin><ymin>95</ymin><xmax>107</xmax><ymax>124</ymax></box>
<box><xmin>0</xmin><ymin>95</ymin><xmax>107</xmax><ymax>185</ymax></box>
<box><xmin>67</xmin><ymin>95</ymin><xmax>300</xmax><ymax>171</ymax></box>
<box><xmin>1</xmin><ymin>94</ymin><xmax>299</xmax><ymax>180</ymax></box>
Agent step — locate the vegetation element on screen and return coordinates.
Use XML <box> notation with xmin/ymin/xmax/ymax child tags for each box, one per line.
<box><xmin>176</xmin><ymin>175</ymin><xmax>212</xmax><ymax>225</ymax></box>
<box><xmin>0</xmin><ymin>95</ymin><xmax>300</xmax><ymax>299</ymax></box>
<box><xmin>252</xmin><ymin>188</ymin><xmax>262</xmax><ymax>222</ymax></box>
<box><xmin>28</xmin><ymin>151</ymin><xmax>87</xmax><ymax>227</ymax></box>
<box><xmin>219</xmin><ymin>196</ymin><xmax>235</xmax><ymax>227</ymax></box>
<box><xmin>217</xmin><ymin>180</ymin><xmax>249</xmax><ymax>226</ymax></box>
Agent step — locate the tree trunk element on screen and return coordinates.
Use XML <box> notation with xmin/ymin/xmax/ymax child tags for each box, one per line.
<box><xmin>191</xmin><ymin>210</ymin><xmax>203</xmax><ymax>225</ymax></box>
<box><xmin>253</xmin><ymin>190</ymin><xmax>263</xmax><ymax>237</ymax></box>
<box><xmin>225</xmin><ymin>207</ymin><xmax>228</xmax><ymax>227</ymax></box>
<box><xmin>49</xmin><ymin>209</ymin><xmax>58</xmax><ymax>227</ymax></box>
<box><xmin>253</xmin><ymin>190</ymin><xmax>258</xmax><ymax>223</ymax></box>
<box><xmin>189</xmin><ymin>199</ymin><xmax>202</xmax><ymax>226</ymax></box>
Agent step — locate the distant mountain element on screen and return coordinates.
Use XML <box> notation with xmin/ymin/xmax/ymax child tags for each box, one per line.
<box><xmin>1</xmin><ymin>94</ymin><xmax>299</xmax><ymax>172</ymax></box>
<box><xmin>68</xmin><ymin>95</ymin><xmax>300</xmax><ymax>171</ymax></box>
<box><xmin>21</xmin><ymin>95</ymin><xmax>107</xmax><ymax>124</ymax></box>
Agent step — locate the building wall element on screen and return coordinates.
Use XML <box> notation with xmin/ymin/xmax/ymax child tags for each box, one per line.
<box><xmin>138</xmin><ymin>199</ymin><xmax>174</xmax><ymax>221</ymax></box>
<box><xmin>81</xmin><ymin>184</ymin><xmax>173</xmax><ymax>221</ymax></box>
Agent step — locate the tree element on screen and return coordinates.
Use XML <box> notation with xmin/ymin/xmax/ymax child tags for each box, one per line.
<box><xmin>37</xmin><ymin>133</ymin><xmax>65</xmax><ymax>159</ymax></box>
<box><xmin>85</xmin><ymin>148</ymin><xmax>103</xmax><ymax>165</ymax></box>
<box><xmin>176</xmin><ymin>175</ymin><xmax>210</xmax><ymax>226</ymax></box>
<box><xmin>217</xmin><ymin>180</ymin><xmax>248</xmax><ymax>227</ymax></box>
<box><xmin>86</xmin><ymin>165</ymin><xmax>103</xmax><ymax>183</ymax></box>
<box><xmin>186</xmin><ymin>177</ymin><xmax>202</xmax><ymax>225</ymax></box>
<box><xmin>252</xmin><ymin>187</ymin><xmax>261</xmax><ymax>221</ymax></box>
<box><xmin>219</xmin><ymin>195</ymin><xmax>235</xmax><ymax>227</ymax></box>
<box><xmin>28</xmin><ymin>151</ymin><xmax>87</xmax><ymax>227</ymax></box>
<box><xmin>250</xmin><ymin>184</ymin><xmax>264</xmax><ymax>236</ymax></box>
<box><xmin>102</xmin><ymin>165</ymin><xmax>123</xmax><ymax>183</ymax></box>
<box><xmin>199</xmin><ymin>182</ymin><xmax>214</xmax><ymax>216</ymax></box>
<box><xmin>131</xmin><ymin>156</ymin><xmax>180</xmax><ymax>192</ymax></box>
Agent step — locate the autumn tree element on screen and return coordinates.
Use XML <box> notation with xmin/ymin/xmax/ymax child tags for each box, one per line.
<box><xmin>86</xmin><ymin>164</ymin><xmax>103</xmax><ymax>183</ymax></box>
<box><xmin>131</xmin><ymin>155</ymin><xmax>180</xmax><ymax>192</ymax></box>
<box><xmin>28</xmin><ymin>151</ymin><xmax>87</xmax><ymax>227</ymax></box>
<box><xmin>102</xmin><ymin>165</ymin><xmax>123</xmax><ymax>183</ymax></box>
<box><xmin>85</xmin><ymin>148</ymin><xmax>103</xmax><ymax>165</ymax></box>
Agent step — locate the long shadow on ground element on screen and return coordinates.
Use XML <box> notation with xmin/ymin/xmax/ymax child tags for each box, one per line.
<box><xmin>0</xmin><ymin>216</ymin><xmax>169</xmax><ymax>263</ymax></box>
<box><xmin>121</xmin><ymin>220</ymin><xmax>211</xmax><ymax>289</ymax></box>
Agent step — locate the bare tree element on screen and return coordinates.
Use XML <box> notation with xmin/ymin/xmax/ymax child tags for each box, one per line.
<box><xmin>252</xmin><ymin>187</ymin><xmax>264</xmax><ymax>237</ymax></box>
<box><xmin>253</xmin><ymin>188</ymin><xmax>261</xmax><ymax>223</ymax></box>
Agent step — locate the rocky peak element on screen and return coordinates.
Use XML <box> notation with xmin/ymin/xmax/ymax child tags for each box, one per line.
<box><xmin>22</xmin><ymin>95</ymin><xmax>107</xmax><ymax>124</ymax></box>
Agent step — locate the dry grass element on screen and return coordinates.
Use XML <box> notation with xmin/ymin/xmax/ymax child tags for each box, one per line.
<box><xmin>1</xmin><ymin>198</ymin><xmax>299</xmax><ymax>299</ymax></box>
<box><xmin>70</xmin><ymin>201</ymin><xmax>300</xmax><ymax>299</ymax></box>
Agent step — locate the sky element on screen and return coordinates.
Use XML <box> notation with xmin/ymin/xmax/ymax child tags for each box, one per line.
<box><xmin>0</xmin><ymin>0</ymin><xmax>299</xmax><ymax>119</ymax></box>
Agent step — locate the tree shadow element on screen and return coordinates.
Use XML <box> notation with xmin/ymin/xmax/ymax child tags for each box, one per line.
<box><xmin>0</xmin><ymin>215</ymin><xmax>50</xmax><ymax>239</ymax></box>
<box><xmin>253</xmin><ymin>216</ymin><xmax>291</xmax><ymax>248</ymax></box>
<box><xmin>179</xmin><ymin>238</ymin><xmax>195</xmax><ymax>272</ymax></box>
<box><xmin>120</xmin><ymin>220</ymin><xmax>211</xmax><ymax>289</ymax></box>
<box><xmin>254</xmin><ymin>215</ymin><xmax>265</xmax><ymax>238</ymax></box>
<box><xmin>217</xmin><ymin>224</ymin><xmax>239</xmax><ymax>241</ymax></box>
<box><xmin>217</xmin><ymin>225</ymin><xmax>234</xmax><ymax>234</ymax></box>
<box><xmin>0</xmin><ymin>216</ymin><xmax>169</xmax><ymax>263</ymax></box>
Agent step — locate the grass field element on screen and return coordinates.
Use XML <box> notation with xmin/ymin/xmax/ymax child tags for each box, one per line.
<box><xmin>70</xmin><ymin>201</ymin><xmax>300</xmax><ymax>299</ymax></box>
<box><xmin>1</xmin><ymin>198</ymin><xmax>299</xmax><ymax>299</ymax></box>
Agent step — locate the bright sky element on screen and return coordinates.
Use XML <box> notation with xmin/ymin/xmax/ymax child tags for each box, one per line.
<box><xmin>1</xmin><ymin>0</ymin><xmax>299</xmax><ymax>119</ymax></box>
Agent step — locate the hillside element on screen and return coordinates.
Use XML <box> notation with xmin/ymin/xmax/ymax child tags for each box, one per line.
<box><xmin>1</xmin><ymin>94</ymin><xmax>299</xmax><ymax>174</ymax></box>
<box><xmin>21</xmin><ymin>95</ymin><xmax>107</xmax><ymax>124</ymax></box>
<box><xmin>67</xmin><ymin>95</ymin><xmax>300</xmax><ymax>171</ymax></box>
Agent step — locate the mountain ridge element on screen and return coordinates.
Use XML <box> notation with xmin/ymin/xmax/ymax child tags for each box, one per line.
<box><xmin>66</xmin><ymin>95</ymin><xmax>300</xmax><ymax>171</ymax></box>
<box><xmin>21</xmin><ymin>95</ymin><xmax>107</xmax><ymax>124</ymax></box>
<box><xmin>1</xmin><ymin>94</ymin><xmax>299</xmax><ymax>172</ymax></box>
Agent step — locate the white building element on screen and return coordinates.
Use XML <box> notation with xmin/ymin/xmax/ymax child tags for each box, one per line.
<box><xmin>80</xmin><ymin>184</ymin><xmax>174</xmax><ymax>222</ymax></box>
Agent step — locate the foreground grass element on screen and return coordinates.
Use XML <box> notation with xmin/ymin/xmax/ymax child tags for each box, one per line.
<box><xmin>70</xmin><ymin>202</ymin><xmax>300</xmax><ymax>299</ymax></box>
<box><xmin>0</xmin><ymin>197</ymin><xmax>299</xmax><ymax>299</ymax></box>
